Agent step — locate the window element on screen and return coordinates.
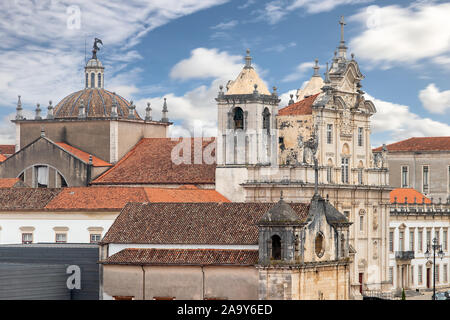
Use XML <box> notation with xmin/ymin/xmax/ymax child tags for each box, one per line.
<box><xmin>436</xmin><ymin>264</ymin><xmax>440</xmax><ymax>283</ymax></box>
<box><xmin>444</xmin><ymin>264</ymin><xmax>448</xmax><ymax>283</ymax></box>
<box><xmin>90</xmin><ymin>234</ymin><xmax>101</xmax><ymax>243</ymax></box>
<box><xmin>327</xmin><ymin>124</ymin><xmax>333</xmax><ymax>144</ymax></box>
<box><xmin>55</xmin><ymin>233</ymin><xmax>67</xmax><ymax>243</ymax></box>
<box><xmin>389</xmin><ymin>267</ymin><xmax>393</xmax><ymax>283</ymax></box>
<box><xmin>435</xmin><ymin>229</ymin><xmax>440</xmax><ymax>245</ymax></box>
<box><xmin>98</xmin><ymin>73</ymin><xmax>102</xmax><ymax>88</ymax></box>
<box><xmin>341</xmin><ymin>158</ymin><xmax>349</xmax><ymax>184</ymax></box>
<box><xmin>401</xmin><ymin>166</ymin><xmax>409</xmax><ymax>188</ymax></box>
<box><xmin>22</xmin><ymin>233</ymin><xmax>33</xmax><ymax>244</ymax></box>
<box><xmin>90</xmin><ymin>73</ymin><xmax>95</xmax><ymax>89</ymax></box>
<box><xmin>399</xmin><ymin>231</ymin><xmax>404</xmax><ymax>251</ymax></box>
<box><xmin>340</xmin><ymin>234</ymin><xmax>345</xmax><ymax>257</ymax></box>
<box><xmin>359</xmin><ymin>215</ymin><xmax>364</xmax><ymax>232</ymax></box>
<box><xmin>35</xmin><ymin>165</ymin><xmax>48</xmax><ymax>188</ymax></box>
<box><xmin>427</xmin><ymin>229</ymin><xmax>431</xmax><ymax>247</ymax></box>
<box><xmin>358</xmin><ymin>169</ymin><xmax>363</xmax><ymax>185</ymax></box>
<box><xmin>233</xmin><ymin>107</ymin><xmax>244</xmax><ymax>130</ymax></box>
<box><xmin>85</xmin><ymin>73</ymin><xmax>88</xmax><ymax>88</ymax></box>
<box><xmin>389</xmin><ymin>231</ymin><xmax>394</xmax><ymax>252</ymax></box>
<box><xmin>419</xmin><ymin>265</ymin><xmax>423</xmax><ymax>284</ymax></box>
<box><xmin>262</xmin><ymin>108</ymin><xmax>270</xmax><ymax>132</ymax></box>
<box><xmin>410</xmin><ymin>230</ymin><xmax>415</xmax><ymax>252</ymax></box>
<box><xmin>444</xmin><ymin>229</ymin><xmax>448</xmax><ymax>251</ymax></box>
<box><xmin>423</xmin><ymin>166</ymin><xmax>429</xmax><ymax>194</ymax></box>
<box><xmin>358</xmin><ymin>127</ymin><xmax>364</xmax><ymax>147</ymax></box>
<box><xmin>418</xmin><ymin>230</ymin><xmax>423</xmax><ymax>252</ymax></box>
<box><xmin>315</xmin><ymin>233</ymin><xmax>324</xmax><ymax>258</ymax></box>
<box><xmin>271</xmin><ymin>235</ymin><xmax>281</xmax><ymax>260</ymax></box>
<box><xmin>327</xmin><ymin>166</ymin><xmax>332</xmax><ymax>183</ymax></box>
<box><xmin>411</xmin><ymin>266</ymin><xmax>414</xmax><ymax>285</ymax></box>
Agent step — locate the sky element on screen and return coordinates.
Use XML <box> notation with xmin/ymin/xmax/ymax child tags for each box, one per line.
<box><xmin>0</xmin><ymin>0</ymin><xmax>449</xmax><ymax>147</ymax></box>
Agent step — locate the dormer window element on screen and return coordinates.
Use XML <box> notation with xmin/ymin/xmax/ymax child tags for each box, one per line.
<box><xmin>271</xmin><ymin>235</ymin><xmax>281</xmax><ymax>260</ymax></box>
<box><xmin>233</xmin><ymin>107</ymin><xmax>244</xmax><ymax>130</ymax></box>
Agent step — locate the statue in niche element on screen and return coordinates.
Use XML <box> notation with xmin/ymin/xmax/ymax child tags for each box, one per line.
<box><xmin>303</xmin><ymin>126</ymin><xmax>318</xmax><ymax>164</ymax></box>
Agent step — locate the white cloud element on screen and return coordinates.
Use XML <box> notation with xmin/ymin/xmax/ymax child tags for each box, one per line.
<box><xmin>211</xmin><ymin>20</ymin><xmax>238</xmax><ymax>30</ymax></box>
<box><xmin>368</xmin><ymin>93</ymin><xmax>450</xmax><ymax>145</ymax></box>
<box><xmin>419</xmin><ymin>83</ymin><xmax>450</xmax><ymax>114</ymax></box>
<box><xmin>279</xmin><ymin>89</ymin><xmax>298</xmax><ymax>108</ymax></box>
<box><xmin>0</xmin><ymin>0</ymin><xmax>228</xmax><ymax>143</ymax></box>
<box><xmin>282</xmin><ymin>61</ymin><xmax>323</xmax><ymax>83</ymax></box>
<box><xmin>289</xmin><ymin>0</ymin><xmax>372</xmax><ymax>13</ymax></box>
<box><xmin>170</xmin><ymin>48</ymin><xmax>243</xmax><ymax>81</ymax></box>
<box><xmin>238</xmin><ymin>0</ymin><xmax>256</xmax><ymax>10</ymax></box>
<box><xmin>263</xmin><ymin>42</ymin><xmax>296</xmax><ymax>53</ymax></box>
<box><xmin>349</xmin><ymin>3</ymin><xmax>450</xmax><ymax>68</ymax></box>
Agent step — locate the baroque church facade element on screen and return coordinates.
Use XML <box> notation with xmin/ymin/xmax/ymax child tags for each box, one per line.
<box><xmin>216</xmin><ymin>17</ymin><xmax>391</xmax><ymax>296</ymax></box>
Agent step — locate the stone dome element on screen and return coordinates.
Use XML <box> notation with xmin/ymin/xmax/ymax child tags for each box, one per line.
<box><xmin>86</xmin><ymin>58</ymin><xmax>103</xmax><ymax>68</ymax></box>
<box><xmin>53</xmin><ymin>88</ymin><xmax>141</xmax><ymax>119</ymax></box>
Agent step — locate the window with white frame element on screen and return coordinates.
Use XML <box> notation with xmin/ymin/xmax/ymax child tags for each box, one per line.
<box><xmin>341</xmin><ymin>158</ymin><xmax>349</xmax><ymax>184</ymax></box>
<box><xmin>359</xmin><ymin>215</ymin><xmax>364</xmax><ymax>232</ymax></box>
<box><xmin>399</xmin><ymin>231</ymin><xmax>404</xmax><ymax>251</ymax></box>
<box><xmin>444</xmin><ymin>229</ymin><xmax>448</xmax><ymax>251</ymax></box>
<box><xmin>358</xmin><ymin>127</ymin><xmax>364</xmax><ymax>147</ymax></box>
<box><xmin>358</xmin><ymin>169</ymin><xmax>363</xmax><ymax>185</ymax></box>
<box><xmin>422</xmin><ymin>166</ymin><xmax>429</xmax><ymax>194</ymax></box>
<box><xmin>55</xmin><ymin>233</ymin><xmax>67</xmax><ymax>243</ymax></box>
<box><xmin>35</xmin><ymin>165</ymin><xmax>49</xmax><ymax>188</ymax></box>
<box><xmin>410</xmin><ymin>229</ymin><xmax>415</xmax><ymax>252</ymax></box>
<box><xmin>418</xmin><ymin>265</ymin><xmax>423</xmax><ymax>284</ymax></box>
<box><xmin>444</xmin><ymin>264</ymin><xmax>448</xmax><ymax>283</ymax></box>
<box><xmin>22</xmin><ymin>233</ymin><xmax>33</xmax><ymax>244</ymax></box>
<box><xmin>389</xmin><ymin>230</ymin><xmax>394</xmax><ymax>252</ymax></box>
<box><xmin>436</xmin><ymin>228</ymin><xmax>440</xmax><ymax>245</ymax></box>
<box><xmin>401</xmin><ymin>166</ymin><xmax>409</xmax><ymax>188</ymax></box>
<box><xmin>389</xmin><ymin>267</ymin><xmax>393</xmax><ymax>283</ymax></box>
<box><xmin>427</xmin><ymin>229</ymin><xmax>431</xmax><ymax>247</ymax></box>
<box><xmin>418</xmin><ymin>229</ymin><xmax>423</xmax><ymax>252</ymax></box>
<box><xmin>411</xmin><ymin>265</ymin><xmax>414</xmax><ymax>285</ymax></box>
<box><xmin>436</xmin><ymin>264</ymin><xmax>440</xmax><ymax>283</ymax></box>
<box><xmin>327</xmin><ymin>124</ymin><xmax>333</xmax><ymax>144</ymax></box>
<box><xmin>90</xmin><ymin>234</ymin><xmax>102</xmax><ymax>243</ymax></box>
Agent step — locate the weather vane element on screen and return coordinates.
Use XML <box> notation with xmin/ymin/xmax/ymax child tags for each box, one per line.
<box><xmin>92</xmin><ymin>38</ymin><xmax>103</xmax><ymax>59</ymax></box>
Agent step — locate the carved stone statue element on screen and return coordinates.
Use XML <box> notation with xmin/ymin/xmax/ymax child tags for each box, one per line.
<box><xmin>92</xmin><ymin>38</ymin><xmax>103</xmax><ymax>59</ymax></box>
<box><xmin>303</xmin><ymin>127</ymin><xmax>318</xmax><ymax>164</ymax></box>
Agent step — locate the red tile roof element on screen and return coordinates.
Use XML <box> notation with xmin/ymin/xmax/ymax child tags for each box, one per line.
<box><xmin>373</xmin><ymin>137</ymin><xmax>450</xmax><ymax>152</ymax></box>
<box><xmin>278</xmin><ymin>93</ymin><xmax>319</xmax><ymax>116</ymax></box>
<box><xmin>92</xmin><ymin>138</ymin><xmax>216</xmax><ymax>185</ymax></box>
<box><xmin>55</xmin><ymin>142</ymin><xmax>112</xmax><ymax>167</ymax></box>
<box><xmin>144</xmin><ymin>186</ymin><xmax>229</xmax><ymax>203</ymax></box>
<box><xmin>390</xmin><ymin>188</ymin><xmax>431</xmax><ymax>204</ymax></box>
<box><xmin>101</xmin><ymin>202</ymin><xmax>309</xmax><ymax>245</ymax></box>
<box><xmin>101</xmin><ymin>248</ymin><xmax>258</xmax><ymax>266</ymax></box>
<box><xmin>0</xmin><ymin>188</ymin><xmax>61</xmax><ymax>210</ymax></box>
<box><xmin>45</xmin><ymin>187</ymin><xmax>149</xmax><ymax>210</ymax></box>
<box><xmin>0</xmin><ymin>145</ymin><xmax>15</xmax><ymax>155</ymax></box>
<box><xmin>0</xmin><ymin>178</ymin><xmax>22</xmax><ymax>188</ymax></box>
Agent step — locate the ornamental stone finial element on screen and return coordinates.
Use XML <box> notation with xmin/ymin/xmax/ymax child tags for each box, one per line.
<box><xmin>128</xmin><ymin>100</ymin><xmax>136</xmax><ymax>119</ymax></box>
<box><xmin>78</xmin><ymin>99</ymin><xmax>86</xmax><ymax>119</ymax></box>
<box><xmin>288</xmin><ymin>94</ymin><xmax>294</xmax><ymax>105</ymax></box>
<box><xmin>161</xmin><ymin>98</ymin><xmax>169</xmax><ymax>122</ymax></box>
<box><xmin>145</xmin><ymin>102</ymin><xmax>152</xmax><ymax>121</ymax></box>
<box><xmin>16</xmin><ymin>95</ymin><xmax>23</xmax><ymax>120</ymax></box>
<box><xmin>35</xmin><ymin>103</ymin><xmax>42</xmax><ymax>120</ymax></box>
<box><xmin>111</xmin><ymin>93</ymin><xmax>118</xmax><ymax>119</ymax></box>
<box><xmin>313</xmin><ymin>59</ymin><xmax>320</xmax><ymax>77</ymax></box>
<box><xmin>245</xmin><ymin>49</ymin><xmax>252</xmax><ymax>69</ymax></box>
<box><xmin>47</xmin><ymin>100</ymin><xmax>54</xmax><ymax>119</ymax></box>
<box><xmin>40</xmin><ymin>127</ymin><xmax>45</xmax><ymax>137</ymax></box>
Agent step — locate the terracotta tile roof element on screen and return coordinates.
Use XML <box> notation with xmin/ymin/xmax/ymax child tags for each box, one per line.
<box><xmin>45</xmin><ymin>187</ymin><xmax>149</xmax><ymax>210</ymax></box>
<box><xmin>92</xmin><ymin>138</ymin><xmax>216</xmax><ymax>185</ymax></box>
<box><xmin>55</xmin><ymin>142</ymin><xmax>112</xmax><ymax>167</ymax></box>
<box><xmin>144</xmin><ymin>186</ymin><xmax>229</xmax><ymax>203</ymax></box>
<box><xmin>0</xmin><ymin>188</ymin><xmax>61</xmax><ymax>210</ymax></box>
<box><xmin>0</xmin><ymin>178</ymin><xmax>23</xmax><ymax>188</ymax></box>
<box><xmin>278</xmin><ymin>93</ymin><xmax>320</xmax><ymax>116</ymax></box>
<box><xmin>100</xmin><ymin>248</ymin><xmax>258</xmax><ymax>266</ymax></box>
<box><xmin>101</xmin><ymin>202</ymin><xmax>309</xmax><ymax>245</ymax></box>
<box><xmin>390</xmin><ymin>188</ymin><xmax>431</xmax><ymax>204</ymax></box>
<box><xmin>0</xmin><ymin>145</ymin><xmax>15</xmax><ymax>155</ymax></box>
<box><xmin>0</xmin><ymin>154</ymin><xmax>6</xmax><ymax>162</ymax></box>
<box><xmin>373</xmin><ymin>137</ymin><xmax>450</xmax><ymax>152</ymax></box>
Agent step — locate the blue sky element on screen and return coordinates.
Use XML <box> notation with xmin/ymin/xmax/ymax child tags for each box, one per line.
<box><xmin>0</xmin><ymin>0</ymin><xmax>449</xmax><ymax>147</ymax></box>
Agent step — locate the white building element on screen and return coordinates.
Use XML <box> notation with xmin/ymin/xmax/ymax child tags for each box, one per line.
<box><xmin>389</xmin><ymin>188</ymin><xmax>450</xmax><ymax>293</ymax></box>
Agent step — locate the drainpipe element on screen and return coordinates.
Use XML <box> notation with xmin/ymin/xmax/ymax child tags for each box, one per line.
<box><xmin>201</xmin><ymin>266</ymin><xmax>205</xmax><ymax>300</ymax></box>
<box><xmin>141</xmin><ymin>265</ymin><xmax>146</xmax><ymax>300</ymax></box>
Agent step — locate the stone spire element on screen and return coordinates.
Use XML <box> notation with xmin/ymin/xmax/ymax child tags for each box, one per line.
<box><xmin>161</xmin><ymin>98</ymin><xmax>169</xmax><ymax>122</ymax></box>
<box><xmin>244</xmin><ymin>49</ymin><xmax>252</xmax><ymax>69</ymax></box>
<box><xmin>312</xmin><ymin>58</ymin><xmax>320</xmax><ymax>77</ymax></box>
<box><xmin>128</xmin><ymin>100</ymin><xmax>136</xmax><ymax>119</ymax></box>
<box><xmin>145</xmin><ymin>102</ymin><xmax>152</xmax><ymax>121</ymax></box>
<box><xmin>15</xmin><ymin>95</ymin><xmax>23</xmax><ymax>120</ymax></box>
<box><xmin>324</xmin><ymin>62</ymin><xmax>331</xmax><ymax>84</ymax></box>
<box><xmin>35</xmin><ymin>103</ymin><xmax>42</xmax><ymax>120</ymax></box>
<box><xmin>338</xmin><ymin>16</ymin><xmax>347</xmax><ymax>59</ymax></box>
<box><xmin>47</xmin><ymin>100</ymin><xmax>54</xmax><ymax>119</ymax></box>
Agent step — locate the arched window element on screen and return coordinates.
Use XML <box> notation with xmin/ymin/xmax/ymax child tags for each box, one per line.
<box><xmin>271</xmin><ymin>235</ymin><xmax>281</xmax><ymax>260</ymax></box>
<box><xmin>85</xmin><ymin>73</ymin><xmax>88</xmax><ymax>88</ymax></box>
<box><xmin>327</xmin><ymin>158</ymin><xmax>333</xmax><ymax>183</ymax></box>
<box><xmin>262</xmin><ymin>108</ymin><xmax>270</xmax><ymax>132</ymax></box>
<box><xmin>315</xmin><ymin>233</ymin><xmax>324</xmax><ymax>258</ymax></box>
<box><xmin>98</xmin><ymin>73</ymin><xmax>102</xmax><ymax>88</ymax></box>
<box><xmin>233</xmin><ymin>107</ymin><xmax>244</xmax><ymax>130</ymax></box>
<box><xmin>90</xmin><ymin>73</ymin><xmax>95</xmax><ymax>88</ymax></box>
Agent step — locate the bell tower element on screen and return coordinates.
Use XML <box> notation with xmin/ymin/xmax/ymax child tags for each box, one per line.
<box><xmin>215</xmin><ymin>49</ymin><xmax>280</xmax><ymax>201</ymax></box>
<box><xmin>85</xmin><ymin>38</ymin><xmax>104</xmax><ymax>89</ymax></box>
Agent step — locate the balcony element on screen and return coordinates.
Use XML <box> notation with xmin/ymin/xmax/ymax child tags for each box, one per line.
<box><xmin>395</xmin><ymin>251</ymin><xmax>415</xmax><ymax>260</ymax></box>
